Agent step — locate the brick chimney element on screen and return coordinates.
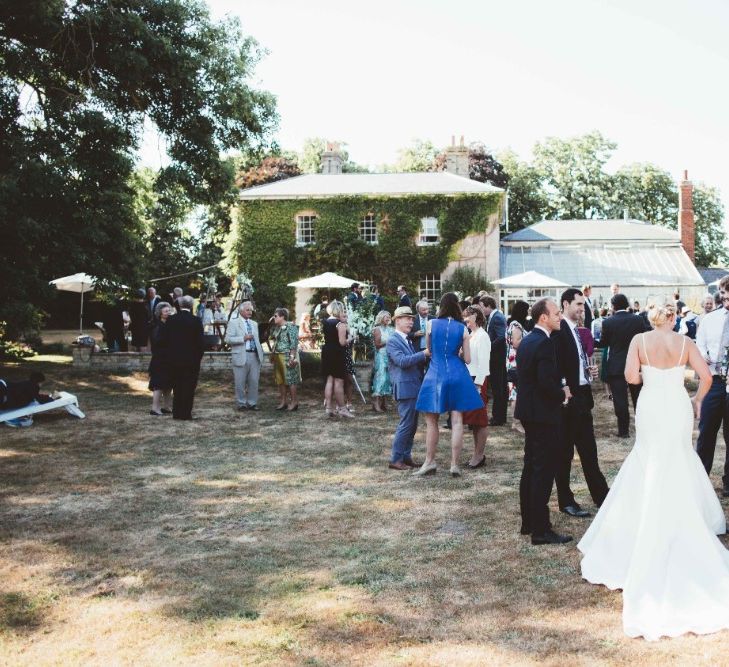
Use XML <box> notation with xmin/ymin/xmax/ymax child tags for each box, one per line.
<box><xmin>320</xmin><ymin>142</ymin><xmax>343</xmax><ymax>174</ymax></box>
<box><xmin>445</xmin><ymin>135</ymin><xmax>469</xmax><ymax>177</ymax></box>
<box><xmin>678</xmin><ymin>170</ymin><xmax>695</xmax><ymax>263</ymax></box>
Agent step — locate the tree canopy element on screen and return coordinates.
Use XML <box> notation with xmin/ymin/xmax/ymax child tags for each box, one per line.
<box><xmin>0</xmin><ymin>0</ymin><xmax>276</xmax><ymax>336</ymax></box>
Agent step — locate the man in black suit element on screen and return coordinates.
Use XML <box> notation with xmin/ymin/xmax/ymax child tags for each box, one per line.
<box><xmin>582</xmin><ymin>284</ymin><xmax>594</xmax><ymax>332</ymax></box>
<box><xmin>553</xmin><ymin>288</ymin><xmax>609</xmax><ymax>518</ymax></box>
<box><xmin>601</xmin><ymin>293</ymin><xmax>650</xmax><ymax>437</ymax></box>
<box><xmin>160</xmin><ymin>295</ymin><xmax>204</xmax><ymax>420</ymax></box>
<box><xmin>481</xmin><ymin>295</ymin><xmax>508</xmax><ymax>425</ymax></box>
<box><xmin>515</xmin><ymin>297</ymin><xmax>573</xmax><ymax>545</ymax></box>
<box><xmin>397</xmin><ymin>285</ymin><xmax>412</xmax><ymax>309</ymax></box>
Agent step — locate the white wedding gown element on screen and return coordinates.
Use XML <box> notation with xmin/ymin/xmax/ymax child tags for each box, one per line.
<box><xmin>578</xmin><ymin>338</ymin><xmax>729</xmax><ymax>641</ymax></box>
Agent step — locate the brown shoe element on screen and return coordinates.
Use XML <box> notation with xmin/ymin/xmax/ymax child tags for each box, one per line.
<box><xmin>402</xmin><ymin>458</ymin><xmax>419</xmax><ymax>468</ymax></box>
<box><xmin>388</xmin><ymin>461</ymin><xmax>410</xmax><ymax>471</ymax></box>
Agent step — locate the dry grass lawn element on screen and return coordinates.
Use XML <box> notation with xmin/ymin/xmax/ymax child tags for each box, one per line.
<box><xmin>1</xmin><ymin>356</ymin><xmax>728</xmax><ymax>665</ymax></box>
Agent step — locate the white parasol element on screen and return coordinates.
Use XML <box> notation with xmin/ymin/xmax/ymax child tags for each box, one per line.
<box><xmin>287</xmin><ymin>271</ymin><xmax>359</xmax><ymax>289</ymax></box>
<box><xmin>49</xmin><ymin>273</ymin><xmax>96</xmax><ymax>335</ymax></box>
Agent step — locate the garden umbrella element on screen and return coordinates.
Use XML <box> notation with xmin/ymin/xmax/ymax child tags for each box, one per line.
<box><xmin>287</xmin><ymin>271</ymin><xmax>359</xmax><ymax>290</ymax></box>
<box><xmin>49</xmin><ymin>273</ymin><xmax>96</xmax><ymax>335</ymax></box>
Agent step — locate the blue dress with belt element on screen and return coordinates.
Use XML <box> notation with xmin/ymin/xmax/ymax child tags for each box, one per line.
<box><xmin>416</xmin><ymin>317</ymin><xmax>484</xmax><ymax>413</ymax></box>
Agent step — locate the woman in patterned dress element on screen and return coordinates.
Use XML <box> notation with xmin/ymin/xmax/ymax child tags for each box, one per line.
<box><xmin>506</xmin><ymin>300</ymin><xmax>529</xmax><ymax>434</ymax></box>
<box><xmin>371</xmin><ymin>310</ymin><xmax>394</xmax><ymax>412</ymax></box>
<box><xmin>270</xmin><ymin>308</ymin><xmax>301</xmax><ymax>411</ymax></box>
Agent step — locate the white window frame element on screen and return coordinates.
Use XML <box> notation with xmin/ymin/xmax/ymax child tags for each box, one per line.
<box><xmin>419</xmin><ymin>273</ymin><xmax>442</xmax><ymax>307</ymax></box>
<box><xmin>295</xmin><ymin>213</ymin><xmax>317</xmax><ymax>246</ymax></box>
<box><xmin>359</xmin><ymin>213</ymin><xmax>378</xmax><ymax>245</ymax></box>
<box><xmin>417</xmin><ymin>216</ymin><xmax>439</xmax><ymax>246</ymax></box>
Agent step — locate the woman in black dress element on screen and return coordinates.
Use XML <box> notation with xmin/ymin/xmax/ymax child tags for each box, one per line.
<box><xmin>320</xmin><ymin>300</ymin><xmax>354</xmax><ymax>418</ymax></box>
<box><xmin>149</xmin><ymin>301</ymin><xmax>173</xmax><ymax>416</ymax></box>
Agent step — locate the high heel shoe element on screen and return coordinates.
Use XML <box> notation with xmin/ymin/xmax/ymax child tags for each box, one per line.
<box><xmin>287</xmin><ymin>404</ymin><xmax>299</xmax><ymax>412</ymax></box>
<box><xmin>275</xmin><ymin>404</ymin><xmax>287</xmax><ymax>411</ymax></box>
<box><xmin>337</xmin><ymin>407</ymin><xmax>355</xmax><ymax>419</ymax></box>
<box><xmin>450</xmin><ymin>465</ymin><xmax>462</xmax><ymax>478</ymax></box>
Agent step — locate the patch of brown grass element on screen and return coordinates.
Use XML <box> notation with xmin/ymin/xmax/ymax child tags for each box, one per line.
<box><xmin>0</xmin><ymin>362</ymin><xmax>725</xmax><ymax>665</ymax></box>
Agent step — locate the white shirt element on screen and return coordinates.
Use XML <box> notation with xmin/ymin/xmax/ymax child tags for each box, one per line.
<box><xmin>696</xmin><ymin>306</ymin><xmax>729</xmax><ymax>373</ymax></box>
<box><xmin>564</xmin><ymin>317</ymin><xmax>589</xmax><ymax>386</ymax></box>
<box><xmin>534</xmin><ymin>324</ymin><xmax>551</xmax><ymax>337</ymax></box>
<box><xmin>394</xmin><ymin>328</ymin><xmax>410</xmax><ymax>343</ymax></box>
<box><xmin>466</xmin><ymin>327</ymin><xmax>491</xmax><ymax>385</ymax></box>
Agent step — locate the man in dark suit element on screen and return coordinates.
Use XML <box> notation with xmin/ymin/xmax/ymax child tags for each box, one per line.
<box><xmin>481</xmin><ymin>295</ymin><xmax>508</xmax><ymax>425</ymax></box>
<box><xmin>515</xmin><ymin>297</ymin><xmax>573</xmax><ymax>545</ymax></box>
<box><xmin>397</xmin><ymin>285</ymin><xmax>412</xmax><ymax>309</ymax></box>
<box><xmin>386</xmin><ymin>306</ymin><xmax>430</xmax><ymax>470</ymax></box>
<box><xmin>601</xmin><ymin>293</ymin><xmax>650</xmax><ymax>437</ymax></box>
<box><xmin>408</xmin><ymin>300</ymin><xmax>434</xmax><ymax>351</ymax></box>
<box><xmin>553</xmin><ymin>288</ymin><xmax>609</xmax><ymax>518</ymax></box>
<box><xmin>582</xmin><ymin>284</ymin><xmax>594</xmax><ymax>332</ymax></box>
<box><xmin>160</xmin><ymin>295</ymin><xmax>204</xmax><ymax>420</ymax></box>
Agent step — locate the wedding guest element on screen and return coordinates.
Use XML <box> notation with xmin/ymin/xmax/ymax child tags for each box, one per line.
<box><xmin>696</xmin><ymin>274</ymin><xmax>729</xmax><ymax>495</ymax></box>
<box><xmin>146</xmin><ymin>287</ymin><xmax>161</xmax><ymax>323</ymax></box>
<box><xmin>582</xmin><ymin>284</ymin><xmax>595</xmax><ymax>331</ymax></box>
<box><xmin>171</xmin><ymin>287</ymin><xmax>183</xmax><ymax>312</ymax></box>
<box><xmin>507</xmin><ymin>300</ymin><xmax>529</xmax><ymax>434</ymax></box>
<box><xmin>270</xmin><ymin>308</ymin><xmax>300</xmax><ymax>411</ymax></box>
<box><xmin>554</xmin><ymin>288</ymin><xmax>609</xmax><ymax>518</ymax></box>
<box><xmin>343</xmin><ymin>313</ymin><xmax>357</xmax><ymax>412</ymax></box>
<box><xmin>515</xmin><ymin>297</ymin><xmax>572</xmax><ymax>545</ymax></box>
<box><xmin>591</xmin><ymin>307</ymin><xmax>609</xmax><ymax>344</ymax></box>
<box><xmin>409</xmin><ymin>300</ymin><xmax>433</xmax><ymax>351</ymax></box>
<box><xmin>414</xmin><ymin>292</ymin><xmax>484</xmax><ymax>477</ymax></box>
<box><xmin>462</xmin><ymin>305</ymin><xmax>491</xmax><ymax>469</ymax></box>
<box><xmin>314</xmin><ymin>297</ymin><xmax>329</xmax><ymax>326</ymax></box>
<box><xmin>397</xmin><ymin>285</ymin><xmax>412</xmax><ymax>308</ymax></box>
<box><xmin>371</xmin><ymin>310</ymin><xmax>395</xmax><ymax>412</ymax></box>
<box><xmin>347</xmin><ymin>282</ymin><xmax>364</xmax><ymax>308</ymax></box>
<box><xmin>714</xmin><ymin>291</ymin><xmax>723</xmax><ymax>308</ymax></box>
<box><xmin>159</xmin><ymin>295</ymin><xmax>204</xmax><ymax>420</ymax></box>
<box><xmin>577</xmin><ymin>314</ymin><xmax>595</xmax><ymax>358</ymax></box>
<box><xmin>610</xmin><ymin>283</ymin><xmax>620</xmax><ymax>296</ymax></box>
<box><xmin>148</xmin><ymin>301</ymin><xmax>173</xmax><ymax>416</ymax></box>
<box><xmin>386</xmin><ymin>306</ymin><xmax>429</xmax><ymax>470</ymax></box>
<box><xmin>225</xmin><ymin>301</ymin><xmax>264</xmax><ymax>411</ymax></box>
<box><xmin>678</xmin><ymin>305</ymin><xmax>698</xmax><ymax>339</ymax></box>
<box><xmin>481</xmin><ymin>295</ymin><xmax>508</xmax><ymax>426</ymax></box>
<box><xmin>696</xmin><ymin>293</ymin><xmax>716</xmax><ymax>328</ymax></box>
<box><xmin>321</xmin><ymin>301</ymin><xmax>354</xmax><ymax>418</ymax></box>
<box><xmin>601</xmin><ymin>293</ymin><xmax>649</xmax><ymax>438</ymax></box>
<box><xmin>369</xmin><ymin>285</ymin><xmax>385</xmax><ymax>311</ymax></box>
<box><xmin>103</xmin><ymin>297</ymin><xmax>127</xmax><ymax>352</ymax></box>
<box><xmin>129</xmin><ymin>288</ymin><xmax>150</xmax><ymax>351</ymax></box>
<box><xmin>298</xmin><ymin>313</ymin><xmax>315</xmax><ymax>350</ymax></box>
<box><xmin>673</xmin><ymin>300</ymin><xmax>686</xmax><ymax>332</ymax></box>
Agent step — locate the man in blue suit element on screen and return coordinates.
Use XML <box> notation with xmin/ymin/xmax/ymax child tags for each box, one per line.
<box><xmin>386</xmin><ymin>306</ymin><xmax>431</xmax><ymax>470</ymax></box>
<box><xmin>481</xmin><ymin>295</ymin><xmax>508</xmax><ymax>425</ymax></box>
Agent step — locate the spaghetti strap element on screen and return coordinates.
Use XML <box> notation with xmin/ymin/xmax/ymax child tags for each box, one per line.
<box><xmin>641</xmin><ymin>333</ymin><xmax>650</xmax><ymax>366</ymax></box>
<box><xmin>678</xmin><ymin>335</ymin><xmax>687</xmax><ymax>367</ymax></box>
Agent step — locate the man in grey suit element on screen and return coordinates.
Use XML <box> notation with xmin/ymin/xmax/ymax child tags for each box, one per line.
<box><xmin>386</xmin><ymin>306</ymin><xmax>430</xmax><ymax>470</ymax></box>
<box><xmin>225</xmin><ymin>301</ymin><xmax>264</xmax><ymax>410</ymax></box>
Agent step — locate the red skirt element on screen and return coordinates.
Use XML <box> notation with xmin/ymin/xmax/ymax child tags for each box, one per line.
<box><xmin>463</xmin><ymin>378</ymin><xmax>488</xmax><ymax>427</ymax></box>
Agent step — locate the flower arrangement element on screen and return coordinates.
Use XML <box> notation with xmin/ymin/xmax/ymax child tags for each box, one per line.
<box><xmin>347</xmin><ymin>300</ymin><xmax>378</xmax><ymax>361</ymax></box>
<box><xmin>235</xmin><ymin>273</ymin><xmax>255</xmax><ymax>300</ymax></box>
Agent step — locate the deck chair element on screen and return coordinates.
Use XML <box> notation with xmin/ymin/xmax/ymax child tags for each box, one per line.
<box><xmin>0</xmin><ymin>392</ymin><xmax>85</xmax><ymax>425</ymax></box>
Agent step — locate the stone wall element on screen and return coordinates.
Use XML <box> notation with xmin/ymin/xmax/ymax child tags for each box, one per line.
<box><xmin>71</xmin><ymin>347</ymin><xmax>374</xmax><ymax>394</ymax></box>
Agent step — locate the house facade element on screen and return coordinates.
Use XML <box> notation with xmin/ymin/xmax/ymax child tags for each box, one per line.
<box><xmin>234</xmin><ymin>143</ymin><xmax>505</xmax><ymax>317</ymax></box>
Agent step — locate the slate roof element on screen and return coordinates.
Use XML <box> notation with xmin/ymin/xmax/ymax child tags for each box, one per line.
<box><xmin>239</xmin><ymin>172</ymin><xmax>504</xmax><ymax>200</ymax></box>
<box><xmin>500</xmin><ymin>219</ymin><xmax>704</xmax><ymax>287</ymax></box>
<box><xmin>697</xmin><ymin>267</ymin><xmax>729</xmax><ymax>285</ymax></box>
<box><xmin>502</xmin><ymin>219</ymin><xmax>679</xmax><ymax>243</ymax></box>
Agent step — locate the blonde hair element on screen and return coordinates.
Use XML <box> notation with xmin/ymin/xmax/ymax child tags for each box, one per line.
<box><xmin>647</xmin><ymin>302</ymin><xmax>676</xmax><ymax>328</ymax></box>
<box><xmin>374</xmin><ymin>310</ymin><xmax>391</xmax><ymax>327</ymax></box>
<box><xmin>326</xmin><ymin>300</ymin><xmax>345</xmax><ymax>318</ymax></box>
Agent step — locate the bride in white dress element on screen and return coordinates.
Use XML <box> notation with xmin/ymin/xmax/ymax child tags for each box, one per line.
<box><xmin>578</xmin><ymin>302</ymin><xmax>729</xmax><ymax>641</ymax></box>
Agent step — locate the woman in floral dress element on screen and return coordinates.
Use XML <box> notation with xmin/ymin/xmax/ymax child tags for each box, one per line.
<box><xmin>371</xmin><ymin>310</ymin><xmax>394</xmax><ymax>412</ymax></box>
<box><xmin>270</xmin><ymin>308</ymin><xmax>301</xmax><ymax>411</ymax></box>
<box><xmin>506</xmin><ymin>300</ymin><xmax>529</xmax><ymax>434</ymax></box>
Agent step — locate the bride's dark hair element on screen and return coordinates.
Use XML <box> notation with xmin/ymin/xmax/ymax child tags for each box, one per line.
<box><xmin>647</xmin><ymin>302</ymin><xmax>676</xmax><ymax>328</ymax></box>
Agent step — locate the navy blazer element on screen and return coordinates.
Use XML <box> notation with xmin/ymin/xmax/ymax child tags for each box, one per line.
<box><xmin>513</xmin><ymin>328</ymin><xmax>565</xmax><ymax>425</ymax></box>
<box><xmin>386</xmin><ymin>332</ymin><xmax>426</xmax><ymax>401</ymax></box>
<box><xmin>486</xmin><ymin>309</ymin><xmax>507</xmax><ymax>347</ymax></box>
<box><xmin>601</xmin><ymin>310</ymin><xmax>649</xmax><ymax>377</ymax></box>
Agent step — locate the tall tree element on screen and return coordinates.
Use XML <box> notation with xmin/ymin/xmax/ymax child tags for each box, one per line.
<box><xmin>0</xmin><ymin>0</ymin><xmax>276</xmax><ymax>337</ymax></box>
<box><xmin>607</xmin><ymin>163</ymin><xmax>677</xmax><ymax>225</ymax></box>
<box><xmin>533</xmin><ymin>131</ymin><xmax>616</xmax><ymax>219</ymax></box>
<box><xmin>693</xmin><ymin>185</ymin><xmax>728</xmax><ymax>267</ymax></box>
<box><xmin>497</xmin><ymin>149</ymin><xmax>548</xmax><ymax>232</ymax></box>
<box><xmin>391</xmin><ymin>139</ymin><xmax>440</xmax><ymax>173</ymax></box>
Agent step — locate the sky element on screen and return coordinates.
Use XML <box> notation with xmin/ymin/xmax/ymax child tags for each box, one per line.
<box><xmin>142</xmin><ymin>0</ymin><xmax>729</xmax><ymax>215</ymax></box>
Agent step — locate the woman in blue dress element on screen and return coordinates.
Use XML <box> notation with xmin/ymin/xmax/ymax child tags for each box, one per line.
<box><xmin>414</xmin><ymin>292</ymin><xmax>484</xmax><ymax>477</ymax></box>
<box><xmin>371</xmin><ymin>310</ymin><xmax>394</xmax><ymax>412</ymax></box>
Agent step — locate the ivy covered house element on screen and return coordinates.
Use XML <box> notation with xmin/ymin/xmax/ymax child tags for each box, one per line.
<box><xmin>232</xmin><ymin>144</ymin><xmax>505</xmax><ymax>317</ymax></box>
